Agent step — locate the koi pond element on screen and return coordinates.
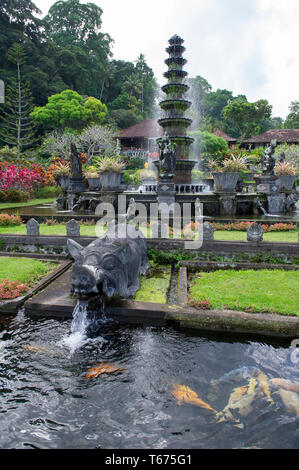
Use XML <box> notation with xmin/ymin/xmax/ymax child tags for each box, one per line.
<box><xmin>0</xmin><ymin>310</ymin><xmax>298</xmax><ymax>449</ymax></box>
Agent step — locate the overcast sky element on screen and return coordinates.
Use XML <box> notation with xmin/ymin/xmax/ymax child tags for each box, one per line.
<box><xmin>35</xmin><ymin>0</ymin><xmax>299</xmax><ymax>119</ymax></box>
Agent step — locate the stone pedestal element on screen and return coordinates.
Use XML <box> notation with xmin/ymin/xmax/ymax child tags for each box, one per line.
<box><xmin>256</xmin><ymin>175</ymin><xmax>279</xmax><ymax>194</ymax></box>
<box><xmin>256</xmin><ymin>175</ymin><xmax>287</xmax><ymax>215</ymax></box>
<box><xmin>267</xmin><ymin>194</ymin><xmax>286</xmax><ymax>215</ymax></box>
<box><xmin>219</xmin><ymin>193</ymin><xmax>237</xmax><ymax>216</ymax></box>
<box><xmin>68</xmin><ymin>177</ymin><xmax>87</xmax><ymax>194</ymax></box>
<box><xmin>157</xmin><ymin>182</ymin><xmax>176</xmax><ymax>215</ymax></box>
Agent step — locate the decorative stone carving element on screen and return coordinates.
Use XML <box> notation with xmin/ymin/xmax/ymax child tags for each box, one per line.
<box><xmin>247</xmin><ymin>223</ymin><xmax>263</xmax><ymax>243</ymax></box>
<box><xmin>70</xmin><ymin>143</ymin><xmax>83</xmax><ymax>179</ymax></box>
<box><xmin>261</xmin><ymin>140</ymin><xmax>277</xmax><ymax>175</ymax></box>
<box><xmin>267</xmin><ymin>194</ymin><xmax>286</xmax><ymax>215</ymax></box>
<box><xmin>202</xmin><ymin>222</ymin><xmax>214</xmax><ymax>241</ymax></box>
<box><xmin>157</xmin><ymin>133</ymin><xmax>177</xmax><ymax>181</ymax></box>
<box><xmin>67</xmin><ymin>223</ymin><xmax>150</xmax><ymax>303</ymax></box>
<box><xmin>219</xmin><ymin>195</ymin><xmax>237</xmax><ymax>216</ymax></box>
<box><xmin>66</xmin><ymin>219</ymin><xmax>80</xmax><ymax>237</ymax></box>
<box><xmin>26</xmin><ymin>218</ymin><xmax>40</xmax><ymax>236</ymax></box>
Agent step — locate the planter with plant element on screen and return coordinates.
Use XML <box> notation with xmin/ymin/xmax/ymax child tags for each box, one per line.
<box><xmin>96</xmin><ymin>157</ymin><xmax>125</xmax><ymax>190</ymax></box>
<box><xmin>52</xmin><ymin>162</ymin><xmax>71</xmax><ymax>191</ymax></box>
<box><xmin>84</xmin><ymin>166</ymin><xmax>101</xmax><ymax>191</ymax></box>
<box><xmin>209</xmin><ymin>155</ymin><xmax>247</xmax><ymax>193</ymax></box>
<box><xmin>275</xmin><ymin>162</ymin><xmax>297</xmax><ymax>192</ymax></box>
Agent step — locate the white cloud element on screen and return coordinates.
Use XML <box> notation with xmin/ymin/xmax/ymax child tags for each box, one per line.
<box><xmin>255</xmin><ymin>0</ymin><xmax>299</xmax><ymax>117</ymax></box>
<box><xmin>34</xmin><ymin>0</ymin><xmax>299</xmax><ymax>118</ymax></box>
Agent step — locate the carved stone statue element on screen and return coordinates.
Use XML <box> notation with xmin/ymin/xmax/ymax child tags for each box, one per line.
<box><xmin>67</xmin><ymin>223</ymin><xmax>150</xmax><ymax>305</ymax></box>
<box><xmin>261</xmin><ymin>140</ymin><xmax>277</xmax><ymax>175</ymax></box>
<box><xmin>158</xmin><ymin>133</ymin><xmax>177</xmax><ymax>180</ymax></box>
<box><xmin>70</xmin><ymin>143</ymin><xmax>82</xmax><ymax>179</ymax></box>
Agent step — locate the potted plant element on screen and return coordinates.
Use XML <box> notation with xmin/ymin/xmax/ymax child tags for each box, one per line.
<box><xmin>209</xmin><ymin>155</ymin><xmax>247</xmax><ymax>193</ymax></box>
<box><xmin>52</xmin><ymin>161</ymin><xmax>71</xmax><ymax>191</ymax></box>
<box><xmin>275</xmin><ymin>162</ymin><xmax>297</xmax><ymax>192</ymax></box>
<box><xmin>84</xmin><ymin>166</ymin><xmax>101</xmax><ymax>190</ymax></box>
<box><xmin>96</xmin><ymin>157</ymin><xmax>125</xmax><ymax>190</ymax></box>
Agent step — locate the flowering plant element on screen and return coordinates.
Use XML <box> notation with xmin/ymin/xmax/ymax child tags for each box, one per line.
<box><xmin>0</xmin><ymin>214</ymin><xmax>22</xmax><ymax>226</ymax></box>
<box><xmin>0</xmin><ymin>163</ymin><xmax>45</xmax><ymax>192</ymax></box>
<box><xmin>0</xmin><ymin>279</ymin><xmax>29</xmax><ymax>299</ymax></box>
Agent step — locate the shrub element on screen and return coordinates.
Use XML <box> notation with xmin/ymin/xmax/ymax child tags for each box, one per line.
<box><xmin>212</xmin><ymin>221</ymin><xmax>296</xmax><ymax>232</ymax></box>
<box><xmin>189</xmin><ymin>298</ymin><xmax>211</xmax><ymax>310</ymax></box>
<box><xmin>0</xmin><ymin>189</ymin><xmax>30</xmax><ymax>202</ymax></box>
<box><xmin>0</xmin><ymin>163</ymin><xmax>45</xmax><ymax>192</ymax></box>
<box><xmin>0</xmin><ymin>279</ymin><xmax>29</xmax><ymax>299</ymax></box>
<box><xmin>32</xmin><ymin>186</ymin><xmax>61</xmax><ymax>198</ymax></box>
<box><xmin>0</xmin><ymin>214</ymin><xmax>22</xmax><ymax>226</ymax></box>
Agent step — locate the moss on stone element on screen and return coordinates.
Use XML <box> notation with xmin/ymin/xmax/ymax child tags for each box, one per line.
<box><xmin>134</xmin><ymin>266</ymin><xmax>171</xmax><ymax>304</ymax></box>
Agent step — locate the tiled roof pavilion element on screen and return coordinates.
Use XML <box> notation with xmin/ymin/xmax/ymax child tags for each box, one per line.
<box><xmin>213</xmin><ymin>129</ymin><xmax>236</xmax><ymax>143</ymax></box>
<box><xmin>243</xmin><ymin>129</ymin><xmax>299</xmax><ymax>146</ymax></box>
<box><xmin>118</xmin><ymin>119</ymin><xmax>163</xmax><ymax>139</ymax></box>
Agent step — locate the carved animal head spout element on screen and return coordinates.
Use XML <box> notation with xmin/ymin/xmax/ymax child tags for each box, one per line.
<box><xmin>67</xmin><ymin>230</ymin><xmax>149</xmax><ymax>304</ymax></box>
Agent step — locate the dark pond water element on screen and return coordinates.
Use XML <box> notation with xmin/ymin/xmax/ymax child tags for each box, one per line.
<box><xmin>0</xmin><ymin>311</ymin><xmax>298</xmax><ymax>449</ymax></box>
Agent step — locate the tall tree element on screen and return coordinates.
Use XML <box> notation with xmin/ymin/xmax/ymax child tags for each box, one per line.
<box><xmin>284</xmin><ymin>101</ymin><xmax>299</xmax><ymax>129</ymax></box>
<box><xmin>223</xmin><ymin>98</ymin><xmax>272</xmax><ymax>139</ymax></box>
<box><xmin>31</xmin><ymin>89</ymin><xmax>107</xmax><ymax>131</ymax></box>
<box><xmin>0</xmin><ymin>43</ymin><xmax>37</xmax><ymax>165</ymax></box>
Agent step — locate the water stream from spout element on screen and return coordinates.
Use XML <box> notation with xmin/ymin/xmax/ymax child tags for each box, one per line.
<box><xmin>60</xmin><ymin>296</ymin><xmax>107</xmax><ymax>354</ymax></box>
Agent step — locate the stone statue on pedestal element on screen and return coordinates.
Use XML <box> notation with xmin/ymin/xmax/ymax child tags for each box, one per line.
<box><xmin>158</xmin><ymin>133</ymin><xmax>177</xmax><ymax>181</ymax></box>
<box><xmin>70</xmin><ymin>143</ymin><xmax>83</xmax><ymax>179</ymax></box>
<box><xmin>261</xmin><ymin>140</ymin><xmax>277</xmax><ymax>175</ymax></box>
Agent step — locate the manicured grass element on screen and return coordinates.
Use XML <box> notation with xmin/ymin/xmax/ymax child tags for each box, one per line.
<box><xmin>214</xmin><ymin>230</ymin><xmax>297</xmax><ymax>243</ymax></box>
<box><xmin>134</xmin><ymin>266</ymin><xmax>171</xmax><ymax>304</ymax></box>
<box><xmin>189</xmin><ymin>270</ymin><xmax>299</xmax><ymax>316</ymax></box>
<box><xmin>0</xmin><ymin>257</ymin><xmax>56</xmax><ymax>286</ymax></box>
<box><xmin>0</xmin><ymin>223</ymin><xmax>106</xmax><ymax>237</ymax></box>
<box><xmin>0</xmin><ymin>223</ymin><xmax>297</xmax><ymax>243</ymax></box>
<box><xmin>0</xmin><ymin>198</ymin><xmax>56</xmax><ymax>211</ymax></box>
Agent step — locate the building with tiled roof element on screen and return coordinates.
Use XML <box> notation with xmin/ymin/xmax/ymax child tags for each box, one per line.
<box><xmin>213</xmin><ymin>129</ymin><xmax>237</xmax><ymax>145</ymax></box>
<box><xmin>118</xmin><ymin>119</ymin><xmax>163</xmax><ymax>153</ymax></box>
<box><xmin>242</xmin><ymin>129</ymin><xmax>299</xmax><ymax>148</ymax></box>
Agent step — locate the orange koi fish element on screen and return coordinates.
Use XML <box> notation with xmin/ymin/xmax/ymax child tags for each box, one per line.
<box><xmin>85</xmin><ymin>363</ymin><xmax>125</xmax><ymax>379</ymax></box>
<box><xmin>171</xmin><ymin>384</ymin><xmax>217</xmax><ymax>413</ymax></box>
<box><xmin>257</xmin><ymin>372</ymin><xmax>273</xmax><ymax>404</ymax></box>
<box><xmin>278</xmin><ymin>389</ymin><xmax>299</xmax><ymax>416</ymax></box>
<box><xmin>271</xmin><ymin>378</ymin><xmax>299</xmax><ymax>394</ymax></box>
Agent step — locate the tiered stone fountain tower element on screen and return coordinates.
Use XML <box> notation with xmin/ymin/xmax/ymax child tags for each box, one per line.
<box><xmin>158</xmin><ymin>34</ymin><xmax>196</xmax><ymax>185</ymax></box>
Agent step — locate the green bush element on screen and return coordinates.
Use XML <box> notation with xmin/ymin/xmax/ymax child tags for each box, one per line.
<box><xmin>123</xmin><ymin>170</ymin><xmax>142</xmax><ymax>186</ymax></box>
<box><xmin>32</xmin><ymin>186</ymin><xmax>61</xmax><ymax>198</ymax></box>
<box><xmin>0</xmin><ymin>189</ymin><xmax>30</xmax><ymax>202</ymax></box>
<box><xmin>0</xmin><ymin>214</ymin><xmax>22</xmax><ymax>226</ymax></box>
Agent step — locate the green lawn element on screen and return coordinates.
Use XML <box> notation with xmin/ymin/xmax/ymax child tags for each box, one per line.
<box><xmin>0</xmin><ymin>223</ymin><xmax>297</xmax><ymax>243</ymax></box>
<box><xmin>0</xmin><ymin>257</ymin><xmax>56</xmax><ymax>286</ymax></box>
<box><xmin>134</xmin><ymin>266</ymin><xmax>171</xmax><ymax>304</ymax></box>
<box><xmin>0</xmin><ymin>198</ymin><xmax>56</xmax><ymax>211</ymax></box>
<box><xmin>214</xmin><ymin>230</ymin><xmax>297</xmax><ymax>243</ymax></box>
<box><xmin>0</xmin><ymin>223</ymin><xmax>106</xmax><ymax>237</ymax></box>
<box><xmin>189</xmin><ymin>270</ymin><xmax>299</xmax><ymax>316</ymax></box>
